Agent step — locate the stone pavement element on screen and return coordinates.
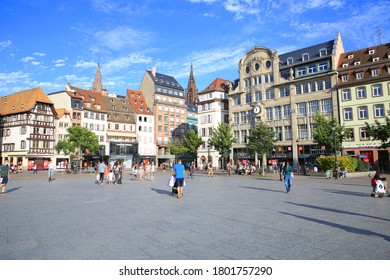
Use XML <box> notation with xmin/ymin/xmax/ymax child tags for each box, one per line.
<box><xmin>0</xmin><ymin>170</ymin><xmax>389</xmax><ymax>260</ymax></box>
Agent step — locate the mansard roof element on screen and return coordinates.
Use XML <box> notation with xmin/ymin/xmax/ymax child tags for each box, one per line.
<box><xmin>0</xmin><ymin>87</ymin><xmax>54</xmax><ymax>116</ymax></box>
<box><xmin>146</xmin><ymin>70</ymin><xmax>184</xmax><ymax>90</ymax></box>
<box><xmin>279</xmin><ymin>39</ymin><xmax>335</xmax><ymax>67</ymax></box>
<box><xmin>199</xmin><ymin>78</ymin><xmax>231</xmax><ymax>94</ymax></box>
<box><xmin>127</xmin><ymin>89</ymin><xmax>153</xmax><ymax>115</ymax></box>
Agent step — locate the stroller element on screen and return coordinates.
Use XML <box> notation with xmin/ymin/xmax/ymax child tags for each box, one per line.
<box><xmin>168</xmin><ymin>175</ymin><xmax>178</xmax><ymax>197</ymax></box>
<box><xmin>369</xmin><ymin>173</ymin><xmax>389</xmax><ymax>198</ymax></box>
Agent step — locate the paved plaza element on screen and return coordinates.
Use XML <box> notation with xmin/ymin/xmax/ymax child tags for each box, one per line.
<box><xmin>0</xmin><ymin>169</ymin><xmax>389</xmax><ymax>260</ymax></box>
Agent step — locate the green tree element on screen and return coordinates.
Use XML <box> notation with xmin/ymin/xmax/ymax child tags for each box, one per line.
<box><xmin>365</xmin><ymin>111</ymin><xmax>390</xmax><ymax>148</ymax></box>
<box><xmin>312</xmin><ymin>112</ymin><xmax>350</xmax><ymax>154</ymax></box>
<box><xmin>167</xmin><ymin>140</ymin><xmax>188</xmax><ymax>160</ymax></box>
<box><xmin>246</xmin><ymin>121</ymin><xmax>275</xmax><ymax>176</ymax></box>
<box><xmin>208</xmin><ymin>123</ymin><xmax>236</xmax><ymax>169</ymax></box>
<box><xmin>55</xmin><ymin>126</ymin><xmax>99</xmax><ymax>157</ymax></box>
<box><xmin>183</xmin><ymin>129</ymin><xmax>203</xmax><ymax>157</ymax></box>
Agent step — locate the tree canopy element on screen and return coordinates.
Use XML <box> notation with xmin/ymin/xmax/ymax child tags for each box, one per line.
<box><xmin>312</xmin><ymin>113</ymin><xmax>350</xmax><ymax>153</ymax></box>
<box><xmin>183</xmin><ymin>129</ymin><xmax>203</xmax><ymax>157</ymax></box>
<box><xmin>365</xmin><ymin>111</ymin><xmax>390</xmax><ymax>148</ymax></box>
<box><xmin>246</xmin><ymin>121</ymin><xmax>275</xmax><ymax>175</ymax></box>
<box><xmin>55</xmin><ymin>126</ymin><xmax>99</xmax><ymax>157</ymax></box>
<box><xmin>208</xmin><ymin>123</ymin><xmax>236</xmax><ymax>157</ymax></box>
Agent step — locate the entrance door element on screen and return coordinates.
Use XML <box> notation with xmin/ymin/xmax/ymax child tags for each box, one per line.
<box><xmin>378</xmin><ymin>150</ymin><xmax>389</xmax><ymax>171</ymax></box>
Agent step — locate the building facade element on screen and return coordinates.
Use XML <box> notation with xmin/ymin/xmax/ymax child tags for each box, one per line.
<box><xmin>0</xmin><ymin>87</ymin><xmax>57</xmax><ymax>171</ymax></box>
<box><xmin>338</xmin><ymin>42</ymin><xmax>390</xmax><ymax>170</ymax></box>
<box><xmin>197</xmin><ymin>78</ymin><xmax>230</xmax><ymax>170</ymax></box>
<box><xmin>139</xmin><ymin>67</ymin><xmax>187</xmax><ymax>167</ymax></box>
<box><xmin>53</xmin><ymin>108</ymin><xmax>72</xmax><ymax>169</ymax></box>
<box><xmin>228</xmin><ymin>33</ymin><xmax>344</xmax><ymax>170</ymax></box>
<box><xmin>127</xmin><ymin>89</ymin><xmax>156</xmax><ymax>165</ymax></box>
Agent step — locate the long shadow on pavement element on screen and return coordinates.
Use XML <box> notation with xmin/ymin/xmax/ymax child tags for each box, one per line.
<box><xmin>279</xmin><ymin>212</ymin><xmax>390</xmax><ymax>242</ymax></box>
<box><xmin>240</xmin><ymin>186</ymin><xmax>286</xmax><ymax>193</ymax></box>
<box><xmin>150</xmin><ymin>188</ymin><xmax>172</xmax><ymax>196</ymax></box>
<box><xmin>3</xmin><ymin>187</ymin><xmax>22</xmax><ymax>193</ymax></box>
<box><xmin>322</xmin><ymin>188</ymin><xmax>368</xmax><ymax>197</ymax></box>
<box><xmin>284</xmin><ymin>201</ymin><xmax>390</xmax><ymax>222</ymax></box>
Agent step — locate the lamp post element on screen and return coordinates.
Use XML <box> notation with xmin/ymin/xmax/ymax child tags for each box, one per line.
<box><xmin>333</xmin><ymin>126</ymin><xmax>339</xmax><ymax>179</ymax></box>
<box><xmin>100</xmin><ymin>146</ymin><xmax>104</xmax><ymax>162</ymax></box>
<box><xmin>296</xmin><ymin>138</ymin><xmax>300</xmax><ymax>174</ymax></box>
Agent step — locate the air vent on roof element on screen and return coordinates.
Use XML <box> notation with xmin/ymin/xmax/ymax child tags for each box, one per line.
<box><xmin>342</xmin><ymin>63</ymin><xmax>349</xmax><ymax>68</ymax></box>
<box><xmin>348</xmin><ymin>54</ymin><xmax>353</xmax><ymax>59</ymax></box>
<box><xmin>354</xmin><ymin>61</ymin><xmax>360</xmax><ymax>65</ymax></box>
<box><xmin>369</xmin><ymin>49</ymin><xmax>375</xmax><ymax>55</ymax></box>
<box><xmin>373</xmin><ymin>57</ymin><xmax>379</xmax><ymax>62</ymax></box>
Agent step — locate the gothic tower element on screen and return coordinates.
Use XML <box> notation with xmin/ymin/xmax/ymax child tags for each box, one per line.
<box><xmin>92</xmin><ymin>63</ymin><xmax>103</xmax><ymax>93</ymax></box>
<box><xmin>186</xmin><ymin>63</ymin><xmax>198</xmax><ymax>104</ymax></box>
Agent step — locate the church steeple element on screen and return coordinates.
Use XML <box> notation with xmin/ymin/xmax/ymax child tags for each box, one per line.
<box><xmin>186</xmin><ymin>63</ymin><xmax>198</xmax><ymax>104</ymax></box>
<box><xmin>92</xmin><ymin>63</ymin><xmax>103</xmax><ymax>93</ymax></box>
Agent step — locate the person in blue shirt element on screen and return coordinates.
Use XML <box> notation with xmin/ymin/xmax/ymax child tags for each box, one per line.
<box><xmin>282</xmin><ymin>161</ymin><xmax>293</xmax><ymax>193</ymax></box>
<box><xmin>98</xmin><ymin>161</ymin><xmax>106</xmax><ymax>185</ymax></box>
<box><xmin>173</xmin><ymin>159</ymin><xmax>185</xmax><ymax>199</ymax></box>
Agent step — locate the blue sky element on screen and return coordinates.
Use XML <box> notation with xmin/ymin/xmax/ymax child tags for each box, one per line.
<box><xmin>1</xmin><ymin>0</ymin><xmax>389</xmax><ymax>97</ymax></box>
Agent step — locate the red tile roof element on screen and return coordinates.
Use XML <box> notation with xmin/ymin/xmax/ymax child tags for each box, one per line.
<box><xmin>68</xmin><ymin>85</ymin><xmax>106</xmax><ymax>112</ymax></box>
<box><xmin>199</xmin><ymin>78</ymin><xmax>231</xmax><ymax>94</ymax></box>
<box><xmin>126</xmin><ymin>89</ymin><xmax>153</xmax><ymax>115</ymax></box>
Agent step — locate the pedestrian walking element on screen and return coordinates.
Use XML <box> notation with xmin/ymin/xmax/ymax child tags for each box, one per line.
<box><xmin>98</xmin><ymin>161</ymin><xmax>105</xmax><ymax>185</ymax></box>
<box><xmin>0</xmin><ymin>160</ymin><xmax>10</xmax><ymax>195</ymax></box>
<box><xmin>173</xmin><ymin>159</ymin><xmax>185</xmax><ymax>199</ymax></box>
<box><xmin>150</xmin><ymin>162</ymin><xmax>156</xmax><ymax>181</ymax></box>
<box><xmin>33</xmin><ymin>163</ymin><xmax>38</xmax><ymax>174</ymax></box>
<box><xmin>282</xmin><ymin>162</ymin><xmax>293</xmax><ymax>193</ymax></box>
<box><xmin>227</xmin><ymin>162</ymin><xmax>232</xmax><ymax>176</ymax></box>
<box><xmin>207</xmin><ymin>162</ymin><xmax>213</xmax><ymax>177</ymax></box>
<box><xmin>48</xmin><ymin>160</ymin><xmax>54</xmax><ymax>182</ymax></box>
<box><xmin>279</xmin><ymin>161</ymin><xmax>285</xmax><ymax>181</ymax></box>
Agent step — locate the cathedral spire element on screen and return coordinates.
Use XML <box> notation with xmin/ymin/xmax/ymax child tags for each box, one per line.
<box><xmin>92</xmin><ymin>63</ymin><xmax>103</xmax><ymax>93</ymax></box>
<box><xmin>186</xmin><ymin>63</ymin><xmax>198</xmax><ymax>104</ymax></box>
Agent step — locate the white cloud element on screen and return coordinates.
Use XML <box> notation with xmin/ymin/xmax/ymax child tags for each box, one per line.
<box><xmin>34</xmin><ymin>52</ymin><xmax>46</xmax><ymax>57</ymax></box>
<box><xmin>0</xmin><ymin>40</ymin><xmax>12</xmax><ymax>51</ymax></box>
<box><xmin>104</xmin><ymin>53</ymin><xmax>152</xmax><ymax>72</ymax></box>
<box><xmin>74</xmin><ymin>61</ymin><xmax>97</xmax><ymax>69</ymax></box>
<box><xmin>0</xmin><ymin>71</ymin><xmax>30</xmax><ymax>84</ymax></box>
<box><xmin>53</xmin><ymin>58</ymin><xmax>68</xmax><ymax>67</ymax></box>
<box><xmin>20</xmin><ymin>56</ymin><xmax>35</xmax><ymax>63</ymax></box>
<box><xmin>31</xmin><ymin>61</ymin><xmax>41</xmax><ymax>66</ymax></box>
<box><xmin>94</xmin><ymin>26</ymin><xmax>153</xmax><ymax>51</ymax></box>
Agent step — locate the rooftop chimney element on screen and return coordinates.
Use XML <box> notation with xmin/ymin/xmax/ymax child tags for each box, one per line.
<box><xmin>151</xmin><ymin>66</ymin><xmax>156</xmax><ymax>77</ymax></box>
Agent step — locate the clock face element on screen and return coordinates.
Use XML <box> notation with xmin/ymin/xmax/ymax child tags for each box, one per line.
<box><xmin>254</xmin><ymin>106</ymin><xmax>261</xmax><ymax>114</ymax></box>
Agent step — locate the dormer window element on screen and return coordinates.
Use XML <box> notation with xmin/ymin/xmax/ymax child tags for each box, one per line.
<box><xmin>342</xmin><ymin>63</ymin><xmax>349</xmax><ymax>68</ymax></box>
<box><xmin>134</xmin><ymin>100</ymin><xmax>137</xmax><ymax>104</ymax></box>
<box><xmin>287</xmin><ymin>57</ymin><xmax>294</xmax><ymax>65</ymax></box>
<box><xmin>372</xmin><ymin>69</ymin><xmax>379</xmax><ymax>76</ymax></box>
<box><xmin>302</xmin><ymin>53</ymin><xmax>309</xmax><ymax>61</ymax></box>
<box><xmin>131</xmin><ymin>92</ymin><xmax>134</xmax><ymax>96</ymax></box>
<box><xmin>348</xmin><ymin>54</ymin><xmax>354</xmax><ymax>59</ymax></box>
<box><xmin>319</xmin><ymin>48</ymin><xmax>327</xmax><ymax>57</ymax></box>
<box><xmin>356</xmin><ymin>72</ymin><xmax>363</xmax><ymax>79</ymax></box>
<box><xmin>369</xmin><ymin>49</ymin><xmax>375</xmax><ymax>55</ymax></box>
<box><xmin>139</xmin><ymin>107</ymin><xmax>143</xmax><ymax>111</ymax></box>
<box><xmin>341</xmin><ymin>75</ymin><xmax>348</xmax><ymax>82</ymax></box>
<box><xmin>354</xmin><ymin>61</ymin><xmax>360</xmax><ymax>65</ymax></box>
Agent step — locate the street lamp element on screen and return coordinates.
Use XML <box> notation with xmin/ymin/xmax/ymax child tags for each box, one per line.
<box><xmin>296</xmin><ymin>138</ymin><xmax>300</xmax><ymax>174</ymax></box>
<box><xmin>100</xmin><ymin>146</ymin><xmax>104</xmax><ymax>162</ymax></box>
<box><xmin>333</xmin><ymin>126</ymin><xmax>339</xmax><ymax>179</ymax></box>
